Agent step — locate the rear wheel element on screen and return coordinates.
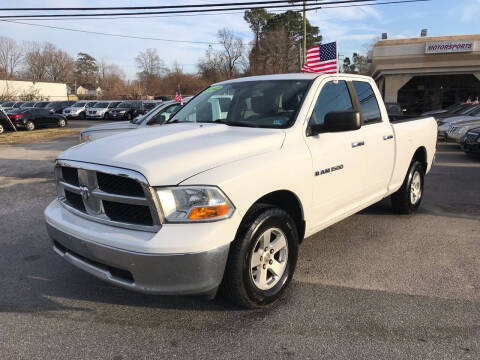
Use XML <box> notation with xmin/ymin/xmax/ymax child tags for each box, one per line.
<box><xmin>104</xmin><ymin>112</ymin><xmax>109</xmax><ymax>120</ymax></box>
<box><xmin>0</xmin><ymin>124</ymin><xmax>4</xmax><ymax>134</ymax></box>
<box><xmin>221</xmin><ymin>205</ymin><xmax>299</xmax><ymax>308</ymax></box>
<box><xmin>25</xmin><ymin>120</ymin><xmax>35</xmax><ymax>131</ymax></box>
<box><xmin>391</xmin><ymin>160</ymin><xmax>425</xmax><ymax>214</ymax></box>
<box><xmin>79</xmin><ymin>112</ymin><xmax>86</xmax><ymax>120</ymax></box>
<box><xmin>57</xmin><ymin>118</ymin><xmax>66</xmax><ymax>128</ymax></box>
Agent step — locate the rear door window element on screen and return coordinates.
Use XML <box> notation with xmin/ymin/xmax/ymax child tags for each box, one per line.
<box><xmin>352</xmin><ymin>81</ymin><xmax>382</xmax><ymax>124</ymax></box>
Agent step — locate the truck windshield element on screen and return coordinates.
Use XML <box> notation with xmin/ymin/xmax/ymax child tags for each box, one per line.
<box><xmin>168</xmin><ymin>80</ymin><xmax>311</xmax><ymax>128</ymax></box>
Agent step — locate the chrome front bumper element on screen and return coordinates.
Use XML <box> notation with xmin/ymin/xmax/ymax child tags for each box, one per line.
<box><xmin>46</xmin><ymin>222</ymin><xmax>230</xmax><ymax>296</ymax></box>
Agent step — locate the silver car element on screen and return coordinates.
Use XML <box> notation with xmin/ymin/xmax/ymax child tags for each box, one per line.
<box><xmin>86</xmin><ymin>101</ymin><xmax>120</xmax><ymax>120</ymax></box>
<box><xmin>62</xmin><ymin>101</ymin><xmax>97</xmax><ymax>119</ymax></box>
<box><xmin>80</xmin><ymin>99</ymin><xmax>190</xmax><ymax>143</ymax></box>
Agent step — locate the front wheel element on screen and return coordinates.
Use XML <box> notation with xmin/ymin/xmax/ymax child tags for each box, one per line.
<box><xmin>126</xmin><ymin>113</ymin><xmax>132</xmax><ymax>121</ymax></box>
<box><xmin>58</xmin><ymin>118</ymin><xmax>66</xmax><ymax>128</ymax></box>
<box><xmin>221</xmin><ymin>205</ymin><xmax>299</xmax><ymax>308</ymax></box>
<box><xmin>104</xmin><ymin>112</ymin><xmax>109</xmax><ymax>120</ymax></box>
<box><xmin>391</xmin><ymin>160</ymin><xmax>425</xmax><ymax>214</ymax></box>
<box><xmin>0</xmin><ymin>124</ymin><xmax>4</xmax><ymax>134</ymax></box>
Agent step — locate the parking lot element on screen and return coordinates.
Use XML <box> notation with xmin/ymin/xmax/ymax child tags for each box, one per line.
<box><xmin>0</xmin><ymin>135</ymin><xmax>479</xmax><ymax>359</ymax></box>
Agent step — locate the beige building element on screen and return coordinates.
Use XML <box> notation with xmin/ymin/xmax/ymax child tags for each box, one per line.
<box><xmin>76</xmin><ymin>85</ymin><xmax>103</xmax><ymax>98</ymax></box>
<box><xmin>371</xmin><ymin>34</ymin><xmax>480</xmax><ymax>114</ymax></box>
<box><xmin>0</xmin><ymin>80</ymin><xmax>68</xmax><ymax>100</ymax></box>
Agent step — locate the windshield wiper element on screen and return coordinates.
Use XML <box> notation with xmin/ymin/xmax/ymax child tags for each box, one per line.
<box><xmin>204</xmin><ymin>119</ymin><xmax>258</xmax><ymax>128</ymax></box>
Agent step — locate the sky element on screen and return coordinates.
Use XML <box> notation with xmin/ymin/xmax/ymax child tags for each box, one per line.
<box><xmin>0</xmin><ymin>0</ymin><xmax>479</xmax><ymax>79</ymax></box>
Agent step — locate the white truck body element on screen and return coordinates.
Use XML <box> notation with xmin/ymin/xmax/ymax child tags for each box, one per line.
<box><xmin>45</xmin><ymin>73</ymin><xmax>437</xmax><ymax>306</ymax></box>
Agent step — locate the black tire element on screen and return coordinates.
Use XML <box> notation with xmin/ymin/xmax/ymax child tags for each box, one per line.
<box><xmin>104</xmin><ymin>112</ymin><xmax>109</xmax><ymax>120</ymax></box>
<box><xmin>58</xmin><ymin>118</ymin><xmax>66</xmax><ymax>128</ymax></box>
<box><xmin>221</xmin><ymin>204</ymin><xmax>299</xmax><ymax>309</ymax></box>
<box><xmin>25</xmin><ymin>120</ymin><xmax>35</xmax><ymax>131</ymax></box>
<box><xmin>79</xmin><ymin>112</ymin><xmax>86</xmax><ymax>120</ymax></box>
<box><xmin>126</xmin><ymin>112</ymin><xmax>132</xmax><ymax>121</ymax></box>
<box><xmin>391</xmin><ymin>160</ymin><xmax>425</xmax><ymax>214</ymax></box>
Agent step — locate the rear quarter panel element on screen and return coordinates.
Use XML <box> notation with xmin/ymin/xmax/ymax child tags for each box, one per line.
<box><xmin>389</xmin><ymin>117</ymin><xmax>437</xmax><ymax>192</ymax></box>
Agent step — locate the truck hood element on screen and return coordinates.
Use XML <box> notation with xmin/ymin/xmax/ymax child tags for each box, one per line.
<box><xmin>82</xmin><ymin>121</ymin><xmax>138</xmax><ymax>133</ymax></box>
<box><xmin>59</xmin><ymin>123</ymin><xmax>285</xmax><ymax>185</ymax></box>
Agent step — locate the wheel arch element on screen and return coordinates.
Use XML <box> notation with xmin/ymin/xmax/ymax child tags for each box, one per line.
<box><xmin>244</xmin><ymin>190</ymin><xmax>306</xmax><ymax>243</ymax></box>
<box><xmin>412</xmin><ymin>146</ymin><xmax>428</xmax><ymax>171</ymax></box>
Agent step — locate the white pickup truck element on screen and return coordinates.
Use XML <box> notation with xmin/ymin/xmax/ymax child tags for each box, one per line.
<box><xmin>45</xmin><ymin>73</ymin><xmax>437</xmax><ymax>308</ymax></box>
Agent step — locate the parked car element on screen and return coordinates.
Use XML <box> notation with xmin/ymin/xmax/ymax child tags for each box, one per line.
<box><xmin>81</xmin><ymin>99</ymin><xmax>188</xmax><ymax>142</ymax></box>
<box><xmin>20</xmin><ymin>101</ymin><xmax>36</xmax><ymax>108</ymax></box>
<box><xmin>61</xmin><ymin>101</ymin><xmax>96</xmax><ymax>119</ymax></box>
<box><xmin>12</xmin><ymin>101</ymin><xmax>25</xmax><ymax>109</ymax></box>
<box><xmin>421</xmin><ymin>102</ymin><xmax>467</xmax><ymax>117</ymax></box>
<box><xmin>109</xmin><ymin>101</ymin><xmax>141</xmax><ymax>120</ymax></box>
<box><xmin>1</xmin><ymin>101</ymin><xmax>16</xmax><ymax>111</ymax></box>
<box><xmin>0</xmin><ymin>108</ymin><xmax>14</xmax><ymax>133</ymax></box>
<box><xmin>34</xmin><ymin>101</ymin><xmax>51</xmax><ymax>108</ymax></box>
<box><xmin>434</xmin><ymin>103</ymin><xmax>477</xmax><ymax>122</ymax></box>
<box><xmin>437</xmin><ymin>105</ymin><xmax>480</xmax><ymax>140</ymax></box>
<box><xmin>460</xmin><ymin>126</ymin><xmax>480</xmax><ymax>155</ymax></box>
<box><xmin>86</xmin><ymin>101</ymin><xmax>118</xmax><ymax>119</ymax></box>
<box><xmin>447</xmin><ymin>119</ymin><xmax>480</xmax><ymax>142</ymax></box>
<box><xmin>8</xmin><ymin>108</ymin><xmax>67</xmax><ymax>131</ymax></box>
<box><xmin>46</xmin><ymin>101</ymin><xmax>77</xmax><ymax>114</ymax></box>
<box><xmin>45</xmin><ymin>73</ymin><xmax>437</xmax><ymax>308</ymax></box>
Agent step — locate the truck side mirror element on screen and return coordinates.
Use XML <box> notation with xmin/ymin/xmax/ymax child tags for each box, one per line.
<box><xmin>324</xmin><ymin>110</ymin><xmax>361</xmax><ymax>132</ymax></box>
<box><xmin>307</xmin><ymin>110</ymin><xmax>361</xmax><ymax>136</ymax></box>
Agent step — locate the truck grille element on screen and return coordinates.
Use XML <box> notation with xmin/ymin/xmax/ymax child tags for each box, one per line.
<box><xmin>55</xmin><ymin>161</ymin><xmax>161</xmax><ymax>232</ymax></box>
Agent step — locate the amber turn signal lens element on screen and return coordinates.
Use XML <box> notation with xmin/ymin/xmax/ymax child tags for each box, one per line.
<box><xmin>188</xmin><ymin>204</ymin><xmax>230</xmax><ymax>220</ymax></box>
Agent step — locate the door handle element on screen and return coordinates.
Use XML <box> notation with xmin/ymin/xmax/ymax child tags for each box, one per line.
<box><xmin>351</xmin><ymin>141</ymin><xmax>365</xmax><ymax>148</ymax></box>
<box><xmin>383</xmin><ymin>134</ymin><xmax>394</xmax><ymax>140</ymax></box>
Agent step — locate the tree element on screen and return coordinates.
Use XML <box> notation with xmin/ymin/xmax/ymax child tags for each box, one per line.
<box><xmin>198</xmin><ymin>28</ymin><xmax>245</xmax><ymax>82</ymax></box>
<box><xmin>342</xmin><ymin>53</ymin><xmax>369</xmax><ymax>74</ymax></box>
<box><xmin>22</xmin><ymin>42</ymin><xmax>75</xmax><ymax>83</ymax></box>
<box><xmin>97</xmin><ymin>59</ymin><xmax>126</xmax><ymax>98</ymax></box>
<box><xmin>74</xmin><ymin>52</ymin><xmax>98</xmax><ymax>87</ymax></box>
<box><xmin>244</xmin><ymin>9</ymin><xmax>322</xmax><ymax>74</ymax></box>
<box><xmin>0</xmin><ymin>37</ymin><xmax>23</xmax><ymax>79</ymax></box>
<box><xmin>135</xmin><ymin>48</ymin><xmax>166</xmax><ymax>95</ymax></box>
<box><xmin>342</xmin><ymin>57</ymin><xmax>356</xmax><ymax>73</ymax></box>
<box><xmin>244</xmin><ymin>8</ymin><xmax>272</xmax><ymax>73</ymax></box>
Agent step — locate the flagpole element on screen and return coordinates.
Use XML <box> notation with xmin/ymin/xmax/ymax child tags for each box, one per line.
<box><xmin>303</xmin><ymin>0</ymin><xmax>306</xmax><ymax>65</ymax></box>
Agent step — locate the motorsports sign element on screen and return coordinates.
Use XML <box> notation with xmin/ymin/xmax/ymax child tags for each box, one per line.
<box><xmin>425</xmin><ymin>40</ymin><xmax>474</xmax><ymax>54</ymax></box>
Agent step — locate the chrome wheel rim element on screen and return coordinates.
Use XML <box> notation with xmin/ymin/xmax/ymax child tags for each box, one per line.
<box><xmin>26</xmin><ymin>122</ymin><xmax>34</xmax><ymax>130</ymax></box>
<box><xmin>250</xmin><ymin>227</ymin><xmax>288</xmax><ymax>291</ymax></box>
<box><xmin>410</xmin><ymin>171</ymin><xmax>422</xmax><ymax>205</ymax></box>
<box><xmin>59</xmin><ymin>119</ymin><xmax>65</xmax><ymax>127</ymax></box>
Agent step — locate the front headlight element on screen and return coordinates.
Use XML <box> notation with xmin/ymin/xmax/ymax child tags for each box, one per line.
<box><xmin>156</xmin><ymin>186</ymin><xmax>234</xmax><ymax>223</ymax></box>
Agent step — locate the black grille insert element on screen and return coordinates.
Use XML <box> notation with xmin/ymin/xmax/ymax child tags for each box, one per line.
<box><xmin>103</xmin><ymin>200</ymin><xmax>153</xmax><ymax>226</ymax></box>
<box><xmin>53</xmin><ymin>240</ymin><xmax>134</xmax><ymax>283</ymax></box>
<box><xmin>97</xmin><ymin>172</ymin><xmax>144</xmax><ymax>197</ymax></box>
<box><xmin>64</xmin><ymin>190</ymin><xmax>85</xmax><ymax>212</ymax></box>
<box><xmin>62</xmin><ymin>166</ymin><xmax>79</xmax><ymax>186</ymax></box>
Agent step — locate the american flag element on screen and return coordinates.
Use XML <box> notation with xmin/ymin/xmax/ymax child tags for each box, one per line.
<box><xmin>301</xmin><ymin>41</ymin><xmax>338</xmax><ymax>74</ymax></box>
<box><xmin>174</xmin><ymin>86</ymin><xmax>183</xmax><ymax>103</ymax></box>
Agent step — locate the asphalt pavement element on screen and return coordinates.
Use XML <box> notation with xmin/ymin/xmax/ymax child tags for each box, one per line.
<box><xmin>0</xmin><ymin>137</ymin><xmax>479</xmax><ymax>359</ymax></box>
